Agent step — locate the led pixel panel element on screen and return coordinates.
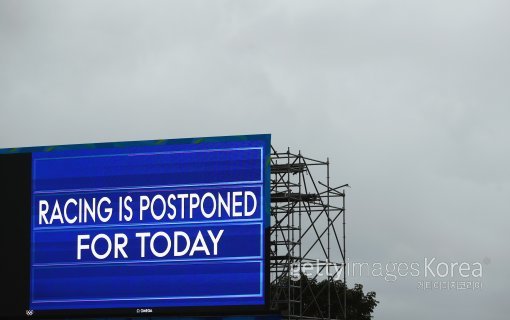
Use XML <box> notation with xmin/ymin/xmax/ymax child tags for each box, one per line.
<box><xmin>0</xmin><ymin>134</ymin><xmax>271</xmax><ymax>319</ymax></box>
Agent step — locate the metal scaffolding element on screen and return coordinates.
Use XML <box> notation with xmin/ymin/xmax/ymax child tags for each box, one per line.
<box><xmin>269</xmin><ymin>147</ymin><xmax>348</xmax><ymax>320</ymax></box>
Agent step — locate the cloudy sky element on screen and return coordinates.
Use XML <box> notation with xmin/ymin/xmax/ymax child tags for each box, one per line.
<box><xmin>1</xmin><ymin>1</ymin><xmax>509</xmax><ymax>319</ymax></box>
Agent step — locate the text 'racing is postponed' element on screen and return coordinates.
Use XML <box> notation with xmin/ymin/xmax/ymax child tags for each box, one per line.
<box><xmin>35</xmin><ymin>190</ymin><xmax>259</xmax><ymax>261</ymax></box>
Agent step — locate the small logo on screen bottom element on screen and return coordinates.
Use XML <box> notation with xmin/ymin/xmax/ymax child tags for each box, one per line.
<box><xmin>137</xmin><ymin>308</ymin><xmax>153</xmax><ymax>314</ymax></box>
<box><xmin>26</xmin><ymin>310</ymin><xmax>34</xmax><ymax>316</ymax></box>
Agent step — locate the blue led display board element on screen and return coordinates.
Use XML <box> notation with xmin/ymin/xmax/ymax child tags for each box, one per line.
<box><xmin>0</xmin><ymin>134</ymin><xmax>270</xmax><ymax>319</ymax></box>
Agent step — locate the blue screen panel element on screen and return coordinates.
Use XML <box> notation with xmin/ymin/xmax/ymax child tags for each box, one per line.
<box><xmin>28</xmin><ymin>134</ymin><xmax>270</xmax><ymax>313</ymax></box>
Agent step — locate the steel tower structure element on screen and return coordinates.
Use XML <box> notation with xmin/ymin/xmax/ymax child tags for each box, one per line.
<box><xmin>269</xmin><ymin>147</ymin><xmax>348</xmax><ymax>320</ymax></box>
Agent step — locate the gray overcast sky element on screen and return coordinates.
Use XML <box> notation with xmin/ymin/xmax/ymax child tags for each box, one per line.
<box><xmin>1</xmin><ymin>1</ymin><xmax>509</xmax><ymax>319</ymax></box>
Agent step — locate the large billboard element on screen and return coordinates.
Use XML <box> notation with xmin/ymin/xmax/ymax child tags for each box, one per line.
<box><xmin>0</xmin><ymin>134</ymin><xmax>271</xmax><ymax>319</ymax></box>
